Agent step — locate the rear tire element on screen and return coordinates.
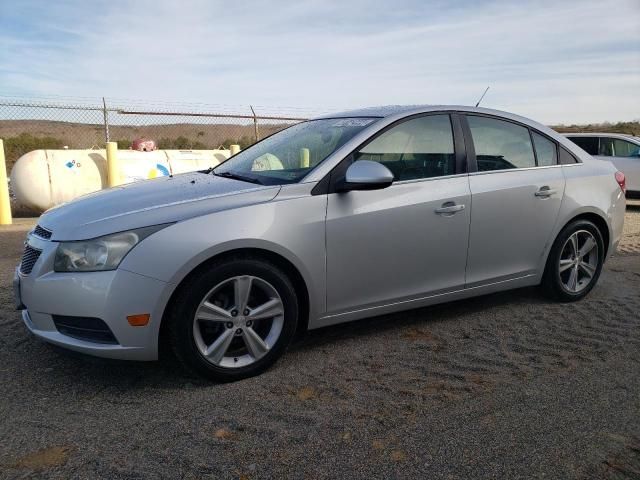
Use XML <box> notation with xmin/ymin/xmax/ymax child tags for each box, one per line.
<box><xmin>166</xmin><ymin>256</ymin><xmax>298</xmax><ymax>382</ymax></box>
<box><xmin>542</xmin><ymin>219</ymin><xmax>604</xmax><ymax>302</ymax></box>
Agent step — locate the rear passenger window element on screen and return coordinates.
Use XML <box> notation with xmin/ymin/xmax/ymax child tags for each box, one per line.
<box><xmin>532</xmin><ymin>132</ymin><xmax>557</xmax><ymax>166</ymax></box>
<box><xmin>567</xmin><ymin>136</ymin><xmax>598</xmax><ymax>155</ymax></box>
<box><xmin>559</xmin><ymin>147</ymin><xmax>579</xmax><ymax>164</ymax></box>
<box><xmin>467</xmin><ymin>116</ymin><xmax>536</xmax><ymax>171</ymax></box>
<box><xmin>355</xmin><ymin>115</ymin><xmax>455</xmax><ymax>181</ymax></box>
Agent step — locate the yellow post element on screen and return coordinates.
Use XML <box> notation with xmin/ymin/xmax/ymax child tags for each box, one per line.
<box><xmin>0</xmin><ymin>139</ymin><xmax>13</xmax><ymax>225</ymax></box>
<box><xmin>230</xmin><ymin>144</ymin><xmax>240</xmax><ymax>156</ymax></box>
<box><xmin>106</xmin><ymin>141</ymin><xmax>120</xmax><ymax>187</ymax></box>
<box><xmin>300</xmin><ymin>148</ymin><xmax>310</xmax><ymax>168</ymax></box>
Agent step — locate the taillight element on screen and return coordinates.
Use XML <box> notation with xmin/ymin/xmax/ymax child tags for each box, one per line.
<box><xmin>615</xmin><ymin>171</ymin><xmax>626</xmax><ymax>193</ymax></box>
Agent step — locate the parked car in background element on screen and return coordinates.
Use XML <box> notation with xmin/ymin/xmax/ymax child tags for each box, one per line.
<box><xmin>565</xmin><ymin>133</ymin><xmax>640</xmax><ymax>196</ymax></box>
<box><xmin>15</xmin><ymin>106</ymin><xmax>627</xmax><ymax>381</ymax></box>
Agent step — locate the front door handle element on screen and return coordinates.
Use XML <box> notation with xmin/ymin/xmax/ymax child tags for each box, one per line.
<box><xmin>535</xmin><ymin>186</ymin><xmax>557</xmax><ymax>197</ymax></box>
<box><xmin>435</xmin><ymin>202</ymin><xmax>465</xmax><ymax>215</ymax></box>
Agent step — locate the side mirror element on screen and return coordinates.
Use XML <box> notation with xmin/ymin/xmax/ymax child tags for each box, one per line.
<box><xmin>338</xmin><ymin>160</ymin><xmax>394</xmax><ymax>192</ymax></box>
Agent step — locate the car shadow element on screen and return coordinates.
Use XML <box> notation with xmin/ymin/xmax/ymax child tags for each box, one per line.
<box><xmin>291</xmin><ymin>285</ymin><xmax>544</xmax><ymax>352</ymax></box>
<box><xmin>22</xmin><ymin>285</ymin><xmax>546</xmax><ymax>390</ymax></box>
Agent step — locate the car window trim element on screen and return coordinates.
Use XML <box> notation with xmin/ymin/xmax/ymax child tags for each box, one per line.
<box><xmin>318</xmin><ymin>111</ymin><xmax>467</xmax><ymax>194</ymax></box>
<box><xmin>468</xmin><ymin>163</ymin><xmax>569</xmax><ymax>176</ymax></box>
<box><xmin>393</xmin><ymin>172</ymin><xmax>470</xmax><ymax>184</ymax></box>
<box><xmin>451</xmin><ymin>113</ymin><xmax>468</xmax><ymax>174</ymax></box>
<box><xmin>529</xmin><ymin>128</ymin><xmax>540</xmax><ymax>167</ymax></box>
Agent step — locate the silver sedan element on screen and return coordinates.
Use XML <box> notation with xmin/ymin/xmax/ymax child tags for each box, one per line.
<box><xmin>15</xmin><ymin>106</ymin><xmax>626</xmax><ymax>381</ymax></box>
<box><xmin>564</xmin><ymin>132</ymin><xmax>640</xmax><ymax>196</ymax></box>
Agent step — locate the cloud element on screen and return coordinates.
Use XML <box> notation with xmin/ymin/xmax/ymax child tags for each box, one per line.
<box><xmin>0</xmin><ymin>0</ymin><xmax>639</xmax><ymax>123</ymax></box>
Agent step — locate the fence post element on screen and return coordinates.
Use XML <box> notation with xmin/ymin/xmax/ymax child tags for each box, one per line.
<box><xmin>106</xmin><ymin>141</ymin><xmax>120</xmax><ymax>187</ymax></box>
<box><xmin>230</xmin><ymin>144</ymin><xmax>241</xmax><ymax>155</ymax></box>
<box><xmin>102</xmin><ymin>97</ymin><xmax>110</xmax><ymax>143</ymax></box>
<box><xmin>0</xmin><ymin>139</ymin><xmax>12</xmax><ymax>225</ymax></box>
<box><xmin>250</xmin><ymin>105</ymin><xmax>260</xmax><ymax>142</ymax></box>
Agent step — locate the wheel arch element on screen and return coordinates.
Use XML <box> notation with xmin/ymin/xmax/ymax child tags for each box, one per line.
<box><xmin>562</xmin><ymin>211</ymin><xmax>611</xmax><ymax>257</ymax></box>
<box><xmin>158</xmin><ymin>247</ymin><xmax>311</xmax><ymax>356</ymax></box>
<box><xmin>545</xmin><ymin>210</ymin><xmax>611</xmax><ymax>277</ymax></box>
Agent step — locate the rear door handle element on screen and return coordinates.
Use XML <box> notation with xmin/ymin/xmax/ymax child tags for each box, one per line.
<box><xmin>535</xmin><ymin>186</ymin><xmax>557</xmax><ymax>197</ymax></box>
<box><xmin>435</xmin><ymin>202</ymin><xmax>465</xmax><ymax>215</ymax></box>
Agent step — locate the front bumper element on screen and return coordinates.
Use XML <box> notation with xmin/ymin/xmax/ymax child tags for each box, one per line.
<box><xmin>16</xmin><ymin>264</ymin><xmax>168</xmax><ymax>361</ymax></box>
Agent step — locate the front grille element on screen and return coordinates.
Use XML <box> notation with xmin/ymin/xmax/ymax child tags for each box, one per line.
<box><xmin>20</xmin><ymin>245</ymin><xmax>42</xmax><ymax>275</ymax></box>
<box><xmin>52</xmin><ymin>315</ymin><xmax>118</xmax><ymax>344</ymax></box>
<box><xmin>33</xmin><ymin>225</ymin><xmax>52</xmax><ymax>239</ymax></box>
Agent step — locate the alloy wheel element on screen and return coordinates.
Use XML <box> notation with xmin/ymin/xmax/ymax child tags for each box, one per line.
<box><xmin>192</xmin><ymin>275</ymin><xmax>284</xmax><ymax>368</ymax></box>
<box><xmin>558</xmin><ymin>230</ymin><xmax>599</xmax><ymax>293</ymax></box>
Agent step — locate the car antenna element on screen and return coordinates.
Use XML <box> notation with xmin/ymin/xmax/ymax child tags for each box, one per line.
<box><xmin>475</xmin><ymin>86</ymin><xmax>490</xmax><ymax>107</ymax></box>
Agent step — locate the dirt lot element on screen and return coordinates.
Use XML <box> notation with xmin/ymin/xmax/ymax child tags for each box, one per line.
<box><xmin>1</xmin><ymin>206</ymin><xmax>639</xmax><ymax>479</ymax></box>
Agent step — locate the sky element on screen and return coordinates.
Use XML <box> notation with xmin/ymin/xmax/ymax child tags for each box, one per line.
<box><xmin>0</xmin><ymin>0</ymin><xmax>639</xmax><ymax>124</ymax></box>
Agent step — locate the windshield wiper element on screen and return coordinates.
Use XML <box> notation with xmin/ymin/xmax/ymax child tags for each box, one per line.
<box><xmin>214</xmin><ymin>171</ymin><xmax>264</xmax><ymax>185</ymax></box>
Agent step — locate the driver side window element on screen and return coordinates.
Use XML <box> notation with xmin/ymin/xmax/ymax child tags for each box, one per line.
<box><xmin>354</xmin><ymin>115</ymin><xmax>455</xmax><ymax>181</ymax></box>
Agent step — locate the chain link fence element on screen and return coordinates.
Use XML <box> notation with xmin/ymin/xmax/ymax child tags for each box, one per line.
<box><xmin>0</xmin><ymin>96</ymin><xmax>324</xmax><ymax>172</ymax></box>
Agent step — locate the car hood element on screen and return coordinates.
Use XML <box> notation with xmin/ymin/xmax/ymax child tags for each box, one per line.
<box><xmin>39</xmin><ymin>172</ymin><xmax>281</xmax><ymax>240</ymax></box>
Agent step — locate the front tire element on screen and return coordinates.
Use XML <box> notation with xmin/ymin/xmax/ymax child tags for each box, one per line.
<box><xmin>542</xmin><ymin>219</ymin><xmax>604</xmax><ymax>302</ymax></box>
<box><xmin>166</xmin><ymin>256</ymin><xmax>298</xmax><ymax>382</ymax></box>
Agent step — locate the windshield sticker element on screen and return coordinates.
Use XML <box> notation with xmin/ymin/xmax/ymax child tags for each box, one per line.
<box><xmin>331</xmin><ymin>118</ymin><xmax>375</xmax><ymax>127</ymax></box>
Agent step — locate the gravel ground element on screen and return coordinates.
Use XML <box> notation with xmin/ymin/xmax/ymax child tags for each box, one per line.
<box><xmin>1</xmin><ymin>207</ymin><xmax>639</xmax><ymax>479</ymax></box>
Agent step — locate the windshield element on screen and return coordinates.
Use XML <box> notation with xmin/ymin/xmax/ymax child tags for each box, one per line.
<box><xmin>213</xmin><ymin>118</ymin><xmax>377</xmax><ymax>185</ymax></box>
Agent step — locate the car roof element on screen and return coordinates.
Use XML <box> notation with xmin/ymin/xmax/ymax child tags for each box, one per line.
<box><xmin>313</xmin><ymin>104</ymin><xmax>558</xmax><ymax>138</ymax></box>
<box><xmin>313</xmin><ymin>104</ymin><xmax>554</xmax><ymax>129</ymax></box>
<box><xmin>314</xmin><ymin>105</ymin><xmax>431</xmax><ymax>118</ymax></box>
<box><xmin>314</xmin><ymin>104</ymin><xmax>522</xmax><ymax>119</ymax></box>
<box><xmin>563</xmin><ymin>132</ymin><xmax>640</xmax><ymax>143</ymax></box>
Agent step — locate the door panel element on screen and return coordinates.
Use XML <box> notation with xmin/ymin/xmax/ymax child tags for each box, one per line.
<box><xmin>466</xmin><ymin>168</ymin><xmax>564</xmax><ymax>285</ymax></box>
<box><xmin>463</xmin><ymin>114</ymin><xmax>566</xmax><ymax>286</ymax></box>
<box><xmin>326</xmin><ymin>176</ymin><xmax>471</xmax><ymax>314</ymax></box>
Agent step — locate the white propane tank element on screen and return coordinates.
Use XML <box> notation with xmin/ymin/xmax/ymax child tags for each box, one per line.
<box><xmin>10</xmin><ymin>148</ymin><xmax>231</xmax><ymax>213</ymax></box>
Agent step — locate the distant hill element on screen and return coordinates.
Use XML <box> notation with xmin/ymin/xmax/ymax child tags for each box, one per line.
<box><xmin>1</xmin><ymin>118</ymin><xmax>638</xmax><ymax>172</ymax></box>
<box><xmin>0</xmin><ymin>119</ymin><xmax>291</xmax><ymax>170</ymax></box>
<box><xmin>551</xmin><ymin>121</ymin><xmax>640</xmax><ymax>136</ymax></box>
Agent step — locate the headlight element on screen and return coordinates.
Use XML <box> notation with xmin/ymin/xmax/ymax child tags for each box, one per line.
<box><xmin>54</xmin><ymin>224</ymin><xmax>168</xmax><ymax>272</ymax></box>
